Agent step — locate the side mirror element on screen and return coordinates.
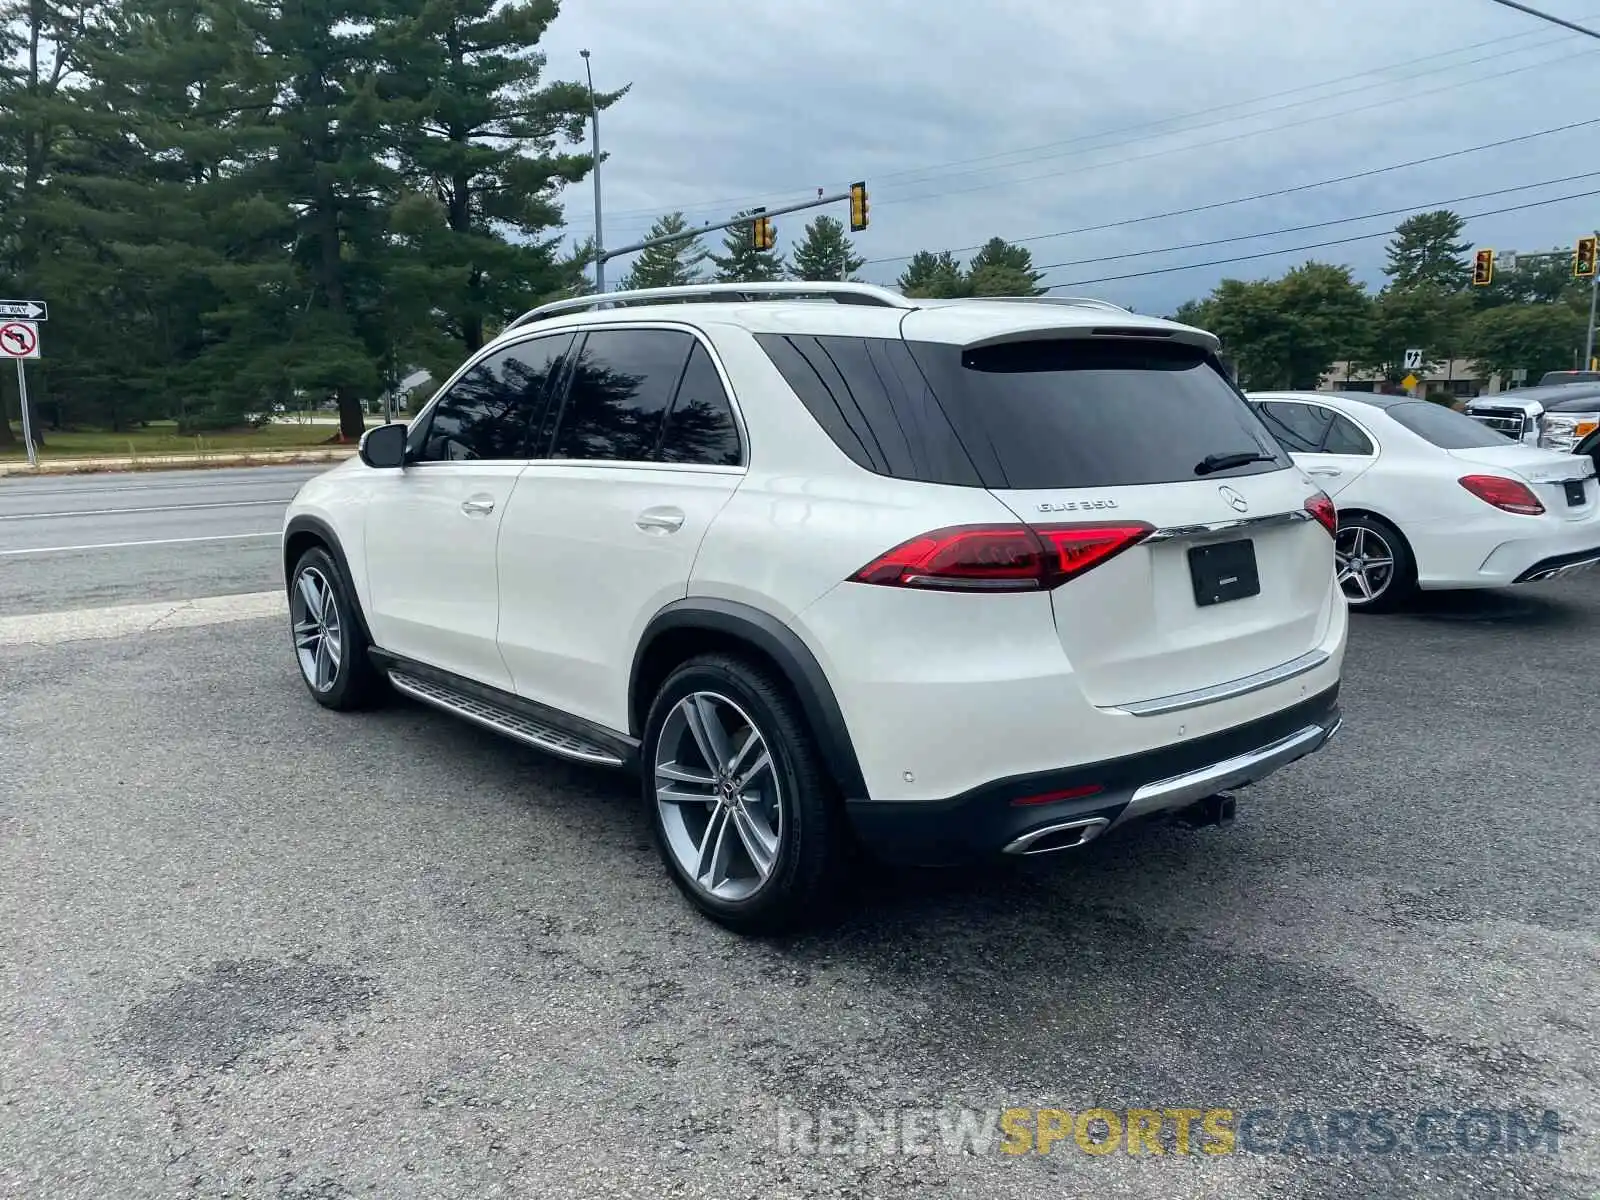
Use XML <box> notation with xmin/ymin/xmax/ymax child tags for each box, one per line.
<box><xmin>359</xmin><ymin>422</ymin><xmax>408</xmax><ymax>469</ymax></box>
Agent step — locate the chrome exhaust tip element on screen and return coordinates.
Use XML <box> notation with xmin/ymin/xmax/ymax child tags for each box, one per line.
<box><xmin>1002</xmin><ymin>817</ymin><xmax>1111</xmax><ymax>856</ymax></box>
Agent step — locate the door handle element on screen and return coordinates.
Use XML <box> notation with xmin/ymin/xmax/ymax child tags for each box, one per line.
<box><xmin>461</xmin><ymin>496</ymin><xmax>496</xmax><ymax>515</ymax></box>
<box><xmin>1308</xmin><ymin>467</ymin><xmax>1343</xmax><ymax>477</ymax></box>
<box><xmin>635</xmin><ymin>507</ymin><xmax>685</xmax><ymax>533</ymax></box>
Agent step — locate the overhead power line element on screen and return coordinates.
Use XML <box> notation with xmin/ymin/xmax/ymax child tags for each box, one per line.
<box><xmin>866</xmin><ymin>37</ymin><xmax>1574</xmax><ymax>200</ymax></box>
<box><xmin>569</xmin><ymin>16</ymin><xmax>1598</xmax><ymax>231</ymax></box>
<box><xmin>1029</xmin><ymin>172</ymin><xmax>1600</xmax><ymax>273</ymax></box>
<box><xmin>874</xmin><ymin>45</ymin><xmax>1595</xmax><ymax>211</ymax></box>
<box><xmin>1041</xmin><ymin>187</ymin><xmax>1600</xmax><ymax>288</ymax></box>
<box><xmin>1487</xmin><ymin>0</ymin><xmax>1600</xmax><ymax>38</ymax></box>
<box><xmin>867</xmin><ymin>116</ymin><xmax>1600</xmax><ymax>268</ymax></box>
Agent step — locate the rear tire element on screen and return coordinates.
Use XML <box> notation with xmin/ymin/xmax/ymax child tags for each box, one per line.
<box><xmin>288</xmin><ymin>546</ymin><xmax>383</xmax><ymax>710</ymax></box>
<box><xmin>1336</xmin><ymin>514</ymin><xmax>1415</xmax><ymax>613</ymax></box>
<box><xmin>641</xmin><ymin>653</ymin><xmax>848</xmax><ymax>935</ymax></box>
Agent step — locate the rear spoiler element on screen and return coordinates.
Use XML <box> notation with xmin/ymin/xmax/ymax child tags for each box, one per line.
<box><xmin>959</xmin><ymin>323</ymin><xmax>1222</xmax><ymax>354</ymax></box>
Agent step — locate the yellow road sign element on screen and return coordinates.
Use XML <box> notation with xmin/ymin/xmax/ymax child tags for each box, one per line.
<box><xmin>1400</xmin><ymin>373</ymin><xmax>1419</xmax><ymax>391</ymax></box>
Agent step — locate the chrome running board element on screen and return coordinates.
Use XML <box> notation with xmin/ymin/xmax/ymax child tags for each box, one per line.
<box><xmin>388</xmin><ymin>670</ymin><xmax>625</xmax><ymax>767</ymax></box>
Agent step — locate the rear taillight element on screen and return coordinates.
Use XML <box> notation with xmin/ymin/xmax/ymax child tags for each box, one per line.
<box><xmin>850</xmin><ymin>522</ymin><xmax>1153</xmax><ymax>592</ymax></box>
<box><xmin>1459</xmin><ymin>474</ymin><xmax>1544</xmax><ymax>516</ymax></box>
<box><xmin>1304</xmin><ymin>491</ymin><xmax>1336</xmax><ymax>537</ymax></box>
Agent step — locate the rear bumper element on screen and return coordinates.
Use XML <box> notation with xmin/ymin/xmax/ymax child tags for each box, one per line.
<box><xmin>1512</xmin><ymin>545</ymin><xmax>1600</xmax><ymax>583</ymax></box>
<box><xmin>846</xmin><ymin>685</ymin><xmax>1341</xmax><ymax>867</ymax></box>
<box><xmin>1417</xmin><ymin>518</ymin><xmax>1600</xmax><ymax>589</ymax></box>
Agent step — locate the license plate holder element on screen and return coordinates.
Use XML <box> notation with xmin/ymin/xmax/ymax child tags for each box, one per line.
<box><xmin>1188</xmin><ymin>539</ymin><xmax>1261</xmax><ymax>607</ymax></box>
<box><xmin>1564</xmin><ymin>479</ymin><xmax>1587</xmax><ymax>507</ymax></box>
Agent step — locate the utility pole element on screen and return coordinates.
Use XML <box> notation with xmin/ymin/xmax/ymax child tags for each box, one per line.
<box><xmin>580</xmin><ymin>50</ymin><xmax>605</xmax><ymax>294</ymax></box>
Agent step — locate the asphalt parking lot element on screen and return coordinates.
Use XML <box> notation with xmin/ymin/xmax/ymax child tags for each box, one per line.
<box><xmin>2</xmin><ymin>517</ymin><xmax>1597</xmax><ymax>1197</ymax></box>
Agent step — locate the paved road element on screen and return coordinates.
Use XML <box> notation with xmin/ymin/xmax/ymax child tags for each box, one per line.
<box><xmin>1</xmin><ymin>575</ymin><xmax>1597</xmax><ymax>1199</ymax></box>
<box><xmin>0</xmin><ymin>465</ymin><xmax>326</xmax><ymax>614</ymax></box>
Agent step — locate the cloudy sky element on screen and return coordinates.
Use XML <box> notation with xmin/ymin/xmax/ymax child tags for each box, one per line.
<box><xmin>536</xmin><ymin>0</ymin><xmax>1599</xmax><ymax>315</ymax></box>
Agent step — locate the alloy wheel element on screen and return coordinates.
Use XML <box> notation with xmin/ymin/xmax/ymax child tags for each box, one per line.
<box><xmin>290</xmin><ymin>566</ymin><xmax>343</xmax><ymax>693</ymax></box>
<box><xmin>654</xmin><ymin>691</ymin><xmax>784</xmax><ymax>903</ymax></box>
<box><xmin>1335</xmin><ymin>524</ymin><xmax>1395</xmax><ymax>606</ymax></box>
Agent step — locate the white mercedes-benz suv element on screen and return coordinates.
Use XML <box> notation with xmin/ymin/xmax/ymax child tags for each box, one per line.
<box><xmin>281</xmin><ymin>282</ymin><xmax>1347</xmax><ymax>933</ymax></box>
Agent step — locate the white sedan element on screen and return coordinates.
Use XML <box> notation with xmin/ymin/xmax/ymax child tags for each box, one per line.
<box><xmin>1246</xmin><ymin>391</ymin><xmax>1600</xmax><ymax>611</ymax></box>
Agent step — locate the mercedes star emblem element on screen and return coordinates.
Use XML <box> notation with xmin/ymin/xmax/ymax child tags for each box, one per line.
<box><xmin>1218</xmin><ymin>485</ymin><xmax>1249</xmax><ymax>513</ymax></box>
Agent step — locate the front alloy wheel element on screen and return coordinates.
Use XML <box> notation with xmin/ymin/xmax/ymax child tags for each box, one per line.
<box><xmin>291</xmin><ymin>565</ymin><xmax>343</xmax><ymax>694</ymax></box>
<box><xmin>1336</xmin><ymin>523</ymin><xmax>1395</xmax><ymax>606</ymax></box>
<box><xmin>654</xmin><ymin>691</ymin><xmax>783</xmax><ymax>902</ymax></box>
<box><xmin>287</xmin><ymin>545</ymin><xmax>382</xmax><ymax>710</ymax></box>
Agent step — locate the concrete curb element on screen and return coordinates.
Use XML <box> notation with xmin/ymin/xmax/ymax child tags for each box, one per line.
<box><xmin>0</xmin><ymin>447</ymin><xmax>359</xmax><ymax>478</ymax></box>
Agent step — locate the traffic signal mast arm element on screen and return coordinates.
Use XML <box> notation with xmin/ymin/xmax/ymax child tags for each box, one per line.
<box><xmin>599</xmin><ymin>187</ymin><xmax>863</xmax><ymax>263</ymax></box>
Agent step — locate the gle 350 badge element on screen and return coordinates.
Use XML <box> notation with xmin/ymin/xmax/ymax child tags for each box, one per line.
<box><xmin>1038</xmin><ymin>498</ymin><xmax>1119</xmax><ymax>513</ymax></box>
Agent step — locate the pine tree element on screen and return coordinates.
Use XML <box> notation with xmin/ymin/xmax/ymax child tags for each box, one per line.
<box><xmin>1383</xmin><ymin>210</ymin><xmax>1471</xmax><ymax>292</ymax></box>
<box><xmin>618</xmin><ymin>212</ymin><xmax>709</xmax><ymax>289</ymax></box>
<box><xmin>788</xmin><ymin>215</ymin><xmax>863</xmax><ymax>282</ymax></box>
<box><xmin>377</xmin><ymin>0</ymin><xmax>622</xmax><ymax>356</ymax></box>
<box><xmin>897</xmin><ymin>249</ymin><xmax>966</xmax><ymax>298</ymax></box>
<box><xmin>211</xmin><ymin>0</ymin><xmax>411</xmax><ymax>439</ymax></box>
<box><xmin>965</xmin><ymin>237</ymin><xmax>1046</xmax><ymax>294</ymax></box>
<box><xmin>0</xmin><ymin>0</ymin><xmax>106</xmax><ymax>443</ymax></box>
<box><xmin>709</xmin><ymin>209</ymin><xmax>785</xmax><ymax>283</ymax></box>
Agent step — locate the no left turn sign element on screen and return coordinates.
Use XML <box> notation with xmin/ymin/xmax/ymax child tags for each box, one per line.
<box><xmin>0</xmin><ymin>320</ymin><xmax>41</xmax><ymax>359</ymax></box>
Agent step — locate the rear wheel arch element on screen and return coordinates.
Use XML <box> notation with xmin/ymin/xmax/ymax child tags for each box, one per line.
<box><xmin>629</xmin><ymin>599</ymin><xmax>869</xmax><ymax>801</ymax></box>
<box><xmin>283</xmin><ymin>515</ymin><xmax>374</xmax><ymax>648</ymax></box>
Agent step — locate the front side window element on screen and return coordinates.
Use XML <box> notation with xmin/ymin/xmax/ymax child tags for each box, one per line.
<box><xmin>411</xmin><ymin>334</ymin><xmax>571</xmax><ymax>462</ymax></box>
<box><xmin>548</xmin><ymin>329</ymin><xmax>695</xmax><ymax>461</ymax></box>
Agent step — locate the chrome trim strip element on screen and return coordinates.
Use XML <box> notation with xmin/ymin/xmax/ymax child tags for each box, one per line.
<box><xmin>1144</xmin><ymin>509</ymin><xmax>1313</xmax><ymax>542</ymax></box>
<box><xmin>1110</xmin><ymin>722</ymin><xmax>1330</xmax><ymax>828</ymax></box>
<box><xmin>1002</xmin><ymin>817</ymin><xmax>1111</xmax><ymax>856</ymax></box>
<box><xmin>1110</xmin><ymin>649</ymin><xmax>1331</xmax><ymax>716</ymax></box>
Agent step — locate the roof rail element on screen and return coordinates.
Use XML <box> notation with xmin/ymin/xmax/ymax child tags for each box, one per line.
<box><xmin>968</xmin><ymin>294</ymin><xmax>1132</xmax><ymax>314</ymax></box>
<box><xmin>507</xmin><ymin>281</ymin><xmax>915</xmax><ymax>329</ymax></box>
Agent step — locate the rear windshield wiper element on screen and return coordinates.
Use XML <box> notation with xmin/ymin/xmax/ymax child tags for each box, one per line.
<box><xmin>1194</xmin><ymin>450</ymin><xmax>1277</xmax><ymax>476</ymax></box>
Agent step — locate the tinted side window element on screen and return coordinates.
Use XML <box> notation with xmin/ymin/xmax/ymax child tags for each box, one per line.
<box><xmin>659</xmin><ymin>343</ymin><xmax>742</xmax><ymax>466</ymax></box>
<box><xmin>1386</xmin><ymin>400</ymin><xmax>1515</xmax><ymax>449</ymax></box>
<box><xmin>1257</xmin><ymin>401</ymin><xmax>1332</xmax><ymax>453</ymax></box>
<box><xmin>548</xmin><ymin>329</ymin><xmax>694</xmax><ymax>461</ymax></box>
<box><xmin>904</xmin><ymin>339</ymin><xmax>1288</xmax><ymax>490</ymax></box>
<box><xmin>412</xmin><ymin>334</ymin><xmax>570</xmax><ymax>462</ymax></box>
<box><xmin>754</xmin><ymin>334</ymin><xmax>980</xmax><ymax>486</ymax></box>
<box><xmin>1321</xmin><ymin>412</ymin><xmax>1374</xmax><ymax>455</ymax></box>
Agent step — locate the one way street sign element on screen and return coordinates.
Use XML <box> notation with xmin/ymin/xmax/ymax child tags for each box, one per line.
<box><xmin>0</xmin><ymin>299</ymin><xmax>47</xmax><ymax>321</ymax></box>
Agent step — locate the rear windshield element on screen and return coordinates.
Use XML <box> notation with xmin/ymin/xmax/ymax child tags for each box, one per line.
<box><xmin>904</xmin><ymin>338</ymin><xmax>1290</xmax><ymax>489</ymax></box>
<box><xmin>1387</xmin><ymin>401</ymin><xmax>1515</xmax><ymax>449</ymax></box>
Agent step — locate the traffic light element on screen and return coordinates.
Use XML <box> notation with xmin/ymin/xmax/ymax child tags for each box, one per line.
<box><xmin>1576</xmin><ymin>235</ymin><xmax>1597</xmax><ymax>279</ymax></box>
<box><xmin>751</xmin><ymin>209</ymin><xmax>776</xmax><ymax>251</ymax></box>
<box><xmin>848</xmin><ymin>180</ymin><xmax>869</xmax><ymax>232</ymax></box>
<box><xmin>1472</xmin><ymin>248</ymin><xmax>1494</xmax><ymax>287</ymax></box>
